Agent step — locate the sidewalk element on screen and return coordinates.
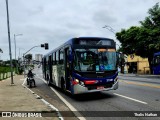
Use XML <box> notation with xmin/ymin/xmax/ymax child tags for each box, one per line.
<box><xmin>0</xmin><ymin>75</ymin><xmax>59</xmax><ymax>120</ymax></box>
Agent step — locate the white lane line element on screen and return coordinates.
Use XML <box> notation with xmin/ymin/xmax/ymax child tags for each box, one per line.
<box><xmin>22</xmin><ymin>77</ymin><xmax>63</xmax><ymax>120</ymax></box>
<box><xmin>41</xmin><ymin>98</ymin><xmax>63</xmax><ymax>120</ymax></box>
<box><xmin>50</xmin><ymin>87</ymin><xmax>86</xmax><ymax>120</ymax></box>
<box><xmin>22</xmin><ymin>78</ymin><xmax>27</xmax><ymax>86</ymax></box>
<box><xmin>114</xmin><ymin>93</ymin><xmax>148</xmax><ymax>104</ymax></box>
<box><xmin>38</xmin><ymin>77</ymin><xmax>47</xmax><ymax>84</ymax></box>
<box><xmin>37</xmin><ymin>76</ymin><xmax>86</xmax><ymax>120</ymax></box>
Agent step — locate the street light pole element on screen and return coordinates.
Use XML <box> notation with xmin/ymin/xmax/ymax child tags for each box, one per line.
<box><xmin>102</xmin><ymin>25</ymin><xmax>120</xmax><ymax>49</ymax></box>
<box><xmin>23</xmin><ymin>45</ymin><xmax>40</xmax><ymax>77</ymax></box>
<box><xmin>22</xmin><ymin>43</ymin><xmax>48</xmax><ymax>77</ymax></box>
<box><xmin>103</xmin><ymin>25</ymin><xmax>125</xmax><ymax>74</ymax></box>
<box><xmin>5</xmin><ymin>0</ymin><xmax>14</xmax><ymax>85</ymax></box>
<box><xmin>14</xmin><ymin>34</ymin><xmax>23</xmax><ymax>60</ymax></box>
<box><xmin>103</xmin><ymin>25</ymin><xmax>116</xmax><ymax>34</ymax></box>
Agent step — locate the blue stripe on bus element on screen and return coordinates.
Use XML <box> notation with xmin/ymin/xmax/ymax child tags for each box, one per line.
<box><xmin>72</xmin><ymin>72</ymin><xmax>118</xmax><ymax>81</ymax></box>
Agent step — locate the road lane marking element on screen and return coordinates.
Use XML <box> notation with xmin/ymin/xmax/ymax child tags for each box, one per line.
<box><xmin>120</xmin><ymin>80</ymin><xmax>160</xmax><ymax>89</ymax></box>
<box><xmin>22</xmin><ymin>77</ymin><xmax>64</xmax><ymax>120</ymax></box>
<box><xmin>114</xmin><ymin>93</ymin><xmax>147</xmax><ymax>104</ymax></box>
<box><xmin>22</xmin><ymin>78</ymin><xmax>27</xmax><ymax>86</ymax></box>
<box><xmin>50</xmin><ymin>87</ymin><xmax>86</xmax><ymax>120</ymax></box>
<box><xmin>41</xmin><ymin>98</ymin><xmax>63</xmax><ymax>120</ymax></box>
<box><xmin>37</xmin><ymin>76</ymin><xmax>86</xmax><ymax>120</ymax></box>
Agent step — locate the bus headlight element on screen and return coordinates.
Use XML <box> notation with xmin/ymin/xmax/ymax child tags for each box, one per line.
<box><xmin>75</xmin><ymin>79</ymin><xmax>79</xmax><ymax>83</ymax></box>
<box><xmin>72</xmin><ymin>79</ymin><xmax>79</xmax><ymax>85</ymax></box>
<box><xmin>73</xmin><ymin>79</ymin><xmax>85</xmax><ymax>86</ymax></box>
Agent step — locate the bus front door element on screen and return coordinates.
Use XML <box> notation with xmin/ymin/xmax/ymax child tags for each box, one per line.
<box><xmin>43</xmin><ymin>58</ymin><xmax>47</xmax><ymax>79</ymax></box>
<box><xmin>65</xmin><ymin>47</ymin><xmax>71</xmax><ymax>90</ymax></box>
<box><xmin>49</xmin><ymin>55</ymin><xmax>53</xmax><ymax>83</ymax></box>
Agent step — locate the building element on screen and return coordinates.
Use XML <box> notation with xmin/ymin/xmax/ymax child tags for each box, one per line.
<box><xmin>35</xmin><ymin>54</ymin><xmax>43</xmax><ymax>62</ymax></box>
<box><xmin>126</xmin><ymin>54</ymin><xmax>150</xmax><ymax>74</ymax></box>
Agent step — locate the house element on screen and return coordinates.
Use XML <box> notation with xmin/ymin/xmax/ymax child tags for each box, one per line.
<box><xmin>126</xmin><ymin>54</ymin><xmax>150</xmax><ymax>74</ymax></box>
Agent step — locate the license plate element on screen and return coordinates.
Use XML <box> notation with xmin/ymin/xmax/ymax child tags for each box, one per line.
<box><xmin>97</xmin><ymin>86</ymin><xmax>104</xmax><ymax>90</ymax></box>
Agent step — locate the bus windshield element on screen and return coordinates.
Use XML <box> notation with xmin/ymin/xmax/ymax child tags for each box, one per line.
<box><xmin>74</xmin><ymin>48</ymin><xmax>117</xmax><ymax>72</ymax></box>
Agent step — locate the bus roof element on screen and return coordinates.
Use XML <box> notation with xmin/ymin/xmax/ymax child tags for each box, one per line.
<box><xmin>43</xmin><ymin>37</ymin><xmax>115</xmax><ymax>57</ymax></box>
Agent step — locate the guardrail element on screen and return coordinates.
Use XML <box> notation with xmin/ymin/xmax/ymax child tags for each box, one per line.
<box><xmin>0</xmin><ymin>72</ymin><xmax>15</xmax><ymax>80</ymax></box>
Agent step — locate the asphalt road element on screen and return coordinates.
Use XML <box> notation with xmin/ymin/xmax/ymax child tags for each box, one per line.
<box><xmin>30</xmin><ymin>67</ymin><xmax>160</xmax><ymax>120</ymax></box>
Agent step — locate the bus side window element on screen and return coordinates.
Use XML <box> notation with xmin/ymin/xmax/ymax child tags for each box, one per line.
<box><xmin>46</xmin><ymin>56</ymin><xmax>48</xmax><ymax>67</ymax></box>
<box><xmin>56</xmin><ymin>51</ymin><xmax>60</xmax><ymax>64</ymax></box>
<box><xmin>53</xmin><ymin>53</ymin><xmax>56</xmax><ymax>65</ymax></box>
<box><xmin>60</xmin><ymin>49</ymin><xmax>64</xmax><ymax>64</ymax></box>
<box><xmin>55</xmin><ymin>51</ymin><xmax>58</xmax><ymax>65</ymax></box>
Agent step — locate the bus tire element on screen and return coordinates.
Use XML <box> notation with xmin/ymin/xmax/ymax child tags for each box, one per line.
<box><xmin>61</xmin><ymin>78</ymin><xmax>66</xmax><ymax>92</ymax></box>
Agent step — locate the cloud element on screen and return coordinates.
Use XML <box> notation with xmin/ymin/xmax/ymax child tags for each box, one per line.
<box><xmin>0</xmin><ymin>0</ymin><xmax>159</xmax><ymax>60</ymax></box>
<box><xmin>93</xmin><ymin>9</ymin><xmax>117</xmax><ymax>26</ymax></box>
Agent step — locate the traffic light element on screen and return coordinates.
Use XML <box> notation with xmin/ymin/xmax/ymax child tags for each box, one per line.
<box><xmin>41</xmin><ymin>44</ymin><xmax>44</xmax><ymax>47</ymax></box>
<box><xmin>41</xmin><ymin>43</ymin><xmax>48</xmax><ymax>50</ymax></box>
<box><xmin>44</xmin><ymin>43</ymin><xmax>48</xmax><ymax>50</ymax></box>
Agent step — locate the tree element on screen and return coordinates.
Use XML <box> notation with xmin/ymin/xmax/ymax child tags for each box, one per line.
<box><xmin>116</xmin><ymin>26</ymin><xmax>141</xmax><ymax>54</ymax></box>
<box><xmin>12</xmin><ymin>59</ymin><xmax>18</xmax><ymax>67</ymax></box>
<box><xmin>116</xmin><ymin>3</ymin><xmax>160</xmax><ymax>74</ymax></box>
<box><xmin>25</xmin><ymin>54</ymin><xmax>32</xmax><ymax>63</ymax></box>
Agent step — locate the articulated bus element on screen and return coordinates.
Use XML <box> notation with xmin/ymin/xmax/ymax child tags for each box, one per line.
<box><xmin>153</xmin><ymin>52</ymin><xmax>160</xmax><ymax>75</ymax></box>
<box><xmin>42</xmin><ymin>37</ymin><xmax>119</xmax><ymax>94</ymax></box>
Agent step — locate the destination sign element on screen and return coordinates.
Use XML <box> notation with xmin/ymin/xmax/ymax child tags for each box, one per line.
<box><xmin>79</xmin><ymin>39</ymin><xmax>112</xmax><ymax>46</ymax></box>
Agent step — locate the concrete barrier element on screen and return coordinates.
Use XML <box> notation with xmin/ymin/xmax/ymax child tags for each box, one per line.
<box><xmin>4</xmin><ymin>73</ymin><xmax>7</xmax><ymax>79</ymax></box>
<box><xmin>7</xmin><ymin>72</ymin><xmax>11</xmax><ymax>77</ymax></box>
<box><xmin>0</xmin><ymin>71</ymin><xmax>16</xmax><ymax>80</ymax></box>
<box><xmin>0</xmin><ymin>73</ymin><xmax>3</xmax><ymax>80</ymax></box>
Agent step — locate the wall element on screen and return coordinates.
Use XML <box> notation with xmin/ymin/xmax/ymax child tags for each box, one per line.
<box><xmin>127</xmin><ymin>54</ymin><xmax>150</xmax><ymax>74</ymax></box>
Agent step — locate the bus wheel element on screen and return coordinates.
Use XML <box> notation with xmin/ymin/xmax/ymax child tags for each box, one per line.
<box><xmin>61</xmin><ymin>79</ymin><xmax>66</xmax><ymax>92</ymax></box>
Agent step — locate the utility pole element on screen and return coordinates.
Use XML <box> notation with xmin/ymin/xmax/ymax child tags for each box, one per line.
<box><xmin>6</xmin><ymin>0</ymin><xmax>14</xmax><ymax>85</ymax></box>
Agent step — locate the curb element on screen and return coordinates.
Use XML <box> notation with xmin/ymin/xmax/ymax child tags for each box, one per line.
<box><xmin>118</xmin><ymin>74</ymin><xmax>160</xmax><ymax>78</ymax></box>
<box><xmin>38</xmin><ymin>76</ymin><xmax>86</xmax><ymax>120</ymax></box>
<box><xmin>22</xmin><ymin>78</ymin><xmax>64</xmax><ymax>120</ymax></box>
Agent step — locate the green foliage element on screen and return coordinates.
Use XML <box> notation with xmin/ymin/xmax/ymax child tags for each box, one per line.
<box><xmin>25</xmin><ymin>54</ymin><xmax>32</xmax><ymax>62</ymax></box>
<box><xmin>0</xmin><ymin>66</ymin><xmax>11</xmax><ymax>73</ymax></box>
<box><xmin>25</xmin><ymin>54</ymin><xmax>32</xmax><ymax>59</ymax></box>
<box><xmin>116</xmin><ymin>26</ymin><xmax>141</xmax><ymax>55</ymax></box>
<box><xmin>17</xmin><ymin>67</ymin><xmax>23</xmax><ymax>75</ymax></box>
<box><xmin>116</xmin><ymin>2</ymin><xmax>160</xmax><ymax>73</ymax></box>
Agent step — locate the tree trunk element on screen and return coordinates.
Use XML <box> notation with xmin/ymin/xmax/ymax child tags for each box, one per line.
<box><xmin>148</xmin><ymin>55</ymin><xmax>153</xmax><ymax>74</ymax></box>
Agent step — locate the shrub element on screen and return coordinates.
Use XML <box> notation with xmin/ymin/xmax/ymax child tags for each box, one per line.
<box><xmin>0</xmin><ymin>66</ymin><xmax>11</xmax><ymax>73</ymax></box>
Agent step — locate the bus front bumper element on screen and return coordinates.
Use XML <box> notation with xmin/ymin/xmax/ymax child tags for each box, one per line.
<box><xmin>73</xmin><ymin>80</ymin><xmax>119</xmax><ymax>94</ymax></box>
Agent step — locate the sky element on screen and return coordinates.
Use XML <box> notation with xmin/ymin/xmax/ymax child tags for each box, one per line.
<box><xmin>0</xmin><ymin>0</ymin><xmax>159</xmax><ymax>60</ymax></box>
